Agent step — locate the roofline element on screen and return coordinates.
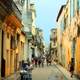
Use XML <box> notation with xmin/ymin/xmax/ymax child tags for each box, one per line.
<box><xmin>51</xmin><ymin>28</ymin><xmax>57</xmax><ymax>31</ymax></box>
<box><xmin>56</xmin><ymin>5</ymin><xmax>66</xmax><ymax>22</ymax></box>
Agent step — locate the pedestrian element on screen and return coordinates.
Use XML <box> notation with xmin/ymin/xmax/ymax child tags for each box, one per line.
<box><xmin>32</xmin><ymin>58</ymin><xmax>35</xmax><ymax>67</ymax></box>
<box><xmin>27</xmin><ymin>58</ymin><xmax>30</xmax><ymax>66</ymax></box>
<box><xmin>35</xmin><ymin>57</ymin><xmax>38</xmax><ymax>67</ymax></box>
<box><xmin>68</xmin><ymin>62</ymin><xmax>71</xmax><ymax>71</ymax></box>
<box><xmin>38</xmin><ymin>58</ymin><xmax>41</xmax><ymax>67</ymax></box>
<box><xmin>46</xmin><ymin>58</ymin><xmax>49</xmax><ymax>66</ymax></box>
<box><xmin>69</xmin><ymin>58</ymin><xmax>75</xmax><ymax>78</ymax></box>
<box><xmin>41</xmin><ymin>57</ymin><xmax>44</xmax><ymax>67</ymax></box>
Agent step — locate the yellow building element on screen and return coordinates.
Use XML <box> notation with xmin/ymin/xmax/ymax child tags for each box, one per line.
<box><xmin>62</xmin><ymin>0</ymin><xmax>72</xmax><ymax>69</ymax></box>
<box><xmin>0</xmin><ymin>0</ymin><xmax>26</xmax><ymax>79</ymax></box>
<box><xmin>56</xmin><ymin>0</ymin><xmax>73</xmax><ymax>69</ymax></box>
<box><xmin>56</xmin><ymin>0</ymin><xmax>80</xmax><ymax>76</ymax></box>
<box><xmin>50</xmin><ymin>28</ymin><xmax>57</xmax><ymax>62</ymax></box>
<box><xmin>1</xmin><ymin>14</ymin><xmax>22</xmax><ymax>78</ymax></box>
<box><xmin>67</xmin><ymin>0</ymin><xmax>80</xmax><ymax>76</ymax></box>
<box><xmin>56</xmin><ymin>5</ymin><xmax>68</xmax><ymax>66</ymax></box>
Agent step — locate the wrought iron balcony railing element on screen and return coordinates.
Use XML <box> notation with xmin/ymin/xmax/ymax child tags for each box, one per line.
<box><xmin>0</xmin><ymin>0</ymin><xmax>22</xmax><ymax>21</ymax></box>
<box><xmin>12</xmin><ymin>1</ymin><xmax>22</xmax><ymax>21</ymax></box>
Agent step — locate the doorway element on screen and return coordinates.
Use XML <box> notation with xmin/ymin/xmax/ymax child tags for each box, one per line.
<box><xmin>1</xmin><ymin>30</ymin><xmax>5</xmax><ymax>77</ymax></box>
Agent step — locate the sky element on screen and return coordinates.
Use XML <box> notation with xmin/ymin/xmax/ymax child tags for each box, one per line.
<box><xmin>34</xmin><ymin>0</ymin><xmax>66</xmax><ymax>44</ymax></box>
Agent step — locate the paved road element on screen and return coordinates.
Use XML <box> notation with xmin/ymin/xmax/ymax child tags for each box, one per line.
<box><xmin>32</xmin><ymin>64</ymin><xmax>78</xmax><ymax>80</ymax></box>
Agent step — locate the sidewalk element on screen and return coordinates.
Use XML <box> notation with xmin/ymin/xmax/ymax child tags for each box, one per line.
<box><xmin>54</xmin><ymin>62</ymin><xmax>79</xmax><ymax>80</ymax></box>
<box><xmin>1</xmin><ymin>71</ymin><xmax>20</xmax><ymax>80</ymax></box>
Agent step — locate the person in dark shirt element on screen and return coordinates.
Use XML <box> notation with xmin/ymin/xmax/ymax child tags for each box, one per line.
<box><xmin>70</xmin><ymin>58</ymin><xmax>75</xmax><ymax>78</ymax></box>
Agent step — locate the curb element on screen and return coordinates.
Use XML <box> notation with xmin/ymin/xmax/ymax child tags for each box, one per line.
<box><xmin>53</xmin><ymin>63</ymin><xmax>68</xmax><ymax>80</ymax></box>
<box><xmin>53</xmin><ymin>62</ymin><xmax>79</xmax><ymax>80</ymax></box>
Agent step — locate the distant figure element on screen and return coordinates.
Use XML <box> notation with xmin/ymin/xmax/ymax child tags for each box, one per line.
<box><xmin>27</xmin><ymin>58</ymin><xmax>30</xmax><ymax>66</ymax></box>
<box><xmin>38</xmin><ymin>58</ymin><xmax>41</xmax><ymax>67</ymax></box>
<box><xmin>35</xmin><ymin>57</ymin><xmax>38</xmax><ymax>67</ymax></box>
<box><xmin>46</xmin><ymin>57</ymin><xmax>52</xmax><ymax>66</ymax></box>
<box><xmin>32</xmin><ymin>58</ymin><xmax>35</xmax><ymax>67</ymax></box>
<box><xmin>68</xmin><ymin>62</ymin><xmax>71</xmax><ymax>71</ymax></box>
<box><xmin>41</xmin><ymin>58</ymin><xmax>44</xmax><ymax>67</ymax></box>
<box><xmin>46</xmin><ymin>58</ymin><xmax>49</xmax><ymax>66</ymax></box>
<box><xmin>69</xmin><ymin>58</ymin><xmax>75</xmax><ymax>78</ymax></box>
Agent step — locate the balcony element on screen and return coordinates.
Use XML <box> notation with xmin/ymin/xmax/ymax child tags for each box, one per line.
<box><xmin>0</xmin><ymin>0</ymin><xmax>13</xmax><ymax>13</ymax></box>
<box><xmin>0</xmin><ymin>0</ymin><xmax>22</xmax><ymax>21</ymax></box>
<box><xmin>0</xmin><ymin>0</ymin><xmax>13</xmax><ymax>20</ymax></box>
<box><xmin>12</xmin><ymin>1</ymin><xmax>22</xmax><ymax>21</ymax></box>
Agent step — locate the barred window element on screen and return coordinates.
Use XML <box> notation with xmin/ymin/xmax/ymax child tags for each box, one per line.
<box><xmin>7</xmin><ymin>33</ymin><xmax>9</xmax><ymax>39</ymax></box>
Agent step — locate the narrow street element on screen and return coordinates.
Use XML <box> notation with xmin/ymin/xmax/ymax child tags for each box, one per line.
<box><xmin>32</xmin><ymin>63</ymin><xmax>79</xmax><ymax>80</ymax></box>
<box><xmin>1</xmin><ymin>0</ymin><xmax>80</xmax><ymax>80</ymax></box>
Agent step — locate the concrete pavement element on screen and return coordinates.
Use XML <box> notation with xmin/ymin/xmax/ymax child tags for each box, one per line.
<box><xmin>32</xmin><ymin>63</ymin><xmax>79</xmax><ymax>80</ymax></box>
<box><xmin>32</xmin><ymin>66</ymin><xmax>53</xmax><ymax>80</ymax></box>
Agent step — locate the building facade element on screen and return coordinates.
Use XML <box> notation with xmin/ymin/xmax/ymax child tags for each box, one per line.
<box><xmin>50</xmin><ymin>28</ymin><xmax>57</xmax><ymax>62</ymax></box>
<box><xmin>56</xmin><ymin>5</ymin><xmax>67</xmax><ymax>66</ymax></box>
<box><xmin>22</xmin><ymin>0</ymin><xmax>37</xmax><ymax>62</ymax></box>
<box><xmin>56</xmin><ymin>0</ymin><xmax>80</xmax><ymax>77</ymax></box>
<box><xmin>36</xmin><ymin>28</ymin><xmax>44</xmax><ymax>57</ymax></box>
<box><xmin>0</xmin><ymin>0</ymin><xmax>23</xmax><ymax>79</ymax></box>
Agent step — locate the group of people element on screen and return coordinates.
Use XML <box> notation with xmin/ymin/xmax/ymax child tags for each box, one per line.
<box><xmin>31</xmin><ymin>55</ymin><xmax>53</xmax><ymax>68</ymax></box>
<box><xmin>32</xmin><ymin>56</ymin><xmax>45</xmax><ymax>68</ymax></box>
<box><xmin>27</xmin><ymin>56</ymin><xmax>75</xmax><ymax>78</ymax></box>
<box><xmin>46</xmin><ymin>57</ymin><xmax>52</xmax><ymax>66</ymax></box>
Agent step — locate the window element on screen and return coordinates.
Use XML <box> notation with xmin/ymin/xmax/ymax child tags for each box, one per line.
<box><xmin>64</xmin><ymin>16</ymin><xmax>68</xmax><ymax>29</ymax></box>
<box><xmin>14</xmin><ymin>54</ymin><xmax>18</xmax><ymax>71</ymax></box>
<box><xmin>71</xmin><ymin>38</ymin><xmax>76</xmax><ymax>58</ymax></box>
<box><xmin>10</xmin><ymin>36</ymin><xmax>16</xmax><ymax>49</ymax></box>
<box><xmin>61</xmin><ymin>18</ymin><xmax>64</xmax><ymax>31</ymax></box>
<box><xmin>17</xmin><ymin>34</ymin><xmax>20</xmax><ymax>44</ymax></box>
<box><xmin>7</xmin><ymin>33</ymin><xmax>9</xmax><ymax>39</ymax></box>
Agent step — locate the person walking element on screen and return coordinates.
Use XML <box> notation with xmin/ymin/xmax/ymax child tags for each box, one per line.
<box><xmin>41</xmin><ymin>56</ymin><xmax>45</xmax><ymax>67</ymax></box>
<box><xmin>32</xmin><ymin>58</ymin><xmax>35</xmax><ymax>67</ymax></box>
<box><xmin>69</xmin><ymin>58</ymin><xmax>75</xmax><ymax>78</ymax></box>
<box><xmin>35</xmin><ymin>57</ymin><xmax>38</xmax><ymax>67</ymax></box>
<box><xmin>46</xmin><ymin>58</ymin><xmax>49</xmax><ymax>66</ymax></box>
<box><xmin>38</xmin><ymin>58</ymin><xmax>41</xmax><ymax>67</ymax></box>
